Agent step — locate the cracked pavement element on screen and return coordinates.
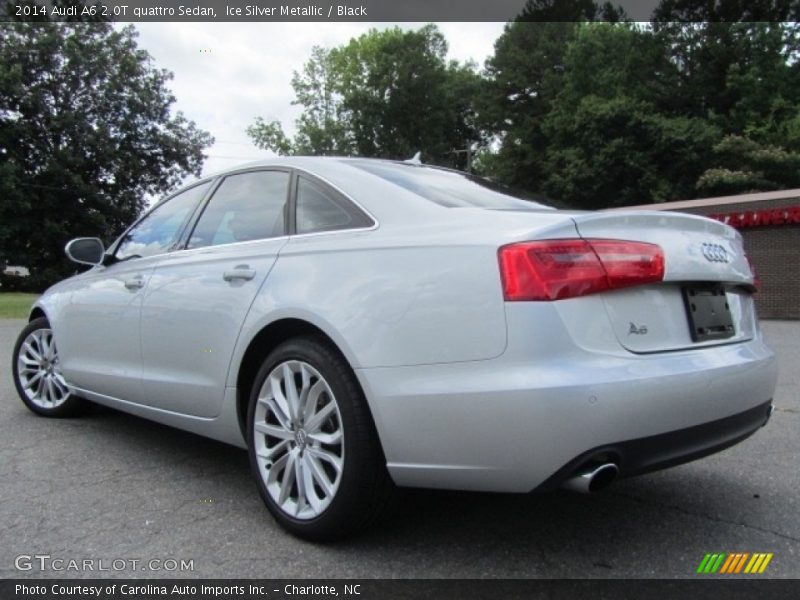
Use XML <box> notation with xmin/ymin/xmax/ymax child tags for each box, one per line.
<box><xmin>1</xmin><ymin>319</ymin><xmax>797</xmax><ymax>578</ymax></box>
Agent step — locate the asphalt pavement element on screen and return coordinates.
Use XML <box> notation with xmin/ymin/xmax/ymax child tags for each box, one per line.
<box><xmin>1</xmin><ymin>319</ymin><xmax>798</xmax><ymax>579</ymax></box>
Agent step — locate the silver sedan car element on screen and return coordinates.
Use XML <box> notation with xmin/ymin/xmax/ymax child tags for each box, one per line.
<box><xmin>12</xmin><ymin>157</ymin><xmax>778</xmax><ymax>540</ymax></box>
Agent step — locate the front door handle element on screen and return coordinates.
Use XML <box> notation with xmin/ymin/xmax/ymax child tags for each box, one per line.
<box><xmin>223</xmin><ymin>266</ymin><xmax>256</xmax><ymax>282</ymax></box>
<box><xmin>124</xmin><ymin>275</ymin><xmax>145</xmax><ymax>290</ymax></box>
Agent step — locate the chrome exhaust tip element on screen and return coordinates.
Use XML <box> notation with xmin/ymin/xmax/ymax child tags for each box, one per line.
<box><xmin>562</xmin><ymin>463</ymin><xmax>619</xmax><ymax>494</ymax></box>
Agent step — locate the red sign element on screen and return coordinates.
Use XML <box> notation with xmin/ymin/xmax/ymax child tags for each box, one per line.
<box><xmin>707</xmin><ymin>205</ymin><xmax>800</xmax><ymax>229</ymax></box>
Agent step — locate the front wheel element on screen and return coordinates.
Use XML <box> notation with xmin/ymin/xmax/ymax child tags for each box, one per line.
<box><xmin>12</xmin><ymin>317</ymin><xmax>86</xmax><ymax>417</ymax></box>
<box><xmin>247</xmin><ymin>337</ymin><xmax>393</xmax><ymax>540</ymax></box>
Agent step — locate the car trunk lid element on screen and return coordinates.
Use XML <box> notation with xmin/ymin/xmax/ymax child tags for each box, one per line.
<box><xmin>570</xmin><ymin>210</ymin><xmax>757</xmax><ymax>353</ymax></box>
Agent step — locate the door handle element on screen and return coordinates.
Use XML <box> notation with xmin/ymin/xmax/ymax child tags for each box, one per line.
<box><xmin>124</xmin><ymin>275</ymin><xmax>145</xmax><ymax>290</ymax></box>
<box><xmin>223</xmin><ymin>266</ymin><xmax>256</xmax><ymax>282</ymax></box>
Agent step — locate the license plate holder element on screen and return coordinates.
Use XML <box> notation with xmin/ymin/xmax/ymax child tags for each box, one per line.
<box><xmin>682</xmin><ymin>284</ymin><xmax>735</xmax><ymax>342</ymax></box>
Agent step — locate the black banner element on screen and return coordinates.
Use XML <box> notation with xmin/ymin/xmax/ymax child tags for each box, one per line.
<box><xmin>2</xmin><ymin>580</ymin><xmax>800</xmax><ymax>600</ymax></box>
<box><xmin>2</xmin><ymin>0</ymin><xmax>799</xmax><ymax>23</ymax></box>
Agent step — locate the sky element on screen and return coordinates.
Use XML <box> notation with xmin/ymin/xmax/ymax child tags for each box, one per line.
<box><xmin>131</xmin><ymin>22</ymin><xmax>508</xmax><ymax>179</ymax></box>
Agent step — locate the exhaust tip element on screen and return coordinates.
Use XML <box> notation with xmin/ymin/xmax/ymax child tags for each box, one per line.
<box><xmin>562</xmin><ymin>462</ymin><xmax>619</xmax><ymax>494</ymax></box>
<box><xmin>587</xmin><ymin>463</ymin><xmax>619</xmax><ymax>492</ymax></box>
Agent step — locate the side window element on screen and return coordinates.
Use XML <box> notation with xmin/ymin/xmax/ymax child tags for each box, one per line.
<box><xmin>116</xmin><ymin>181</ymin><xmax>211</xmax><ymax>261</ymax></box>
<box><xmin>295</xmin><ymin>176</ymin><xmax>373</xmax><ymax>235</ymax></box>
<box><xmin>187</xmin><ymin>170</ymin><xmax>289</xmax><ymax>249</ymax></box>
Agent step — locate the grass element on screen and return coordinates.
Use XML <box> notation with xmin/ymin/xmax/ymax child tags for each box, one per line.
<box><xmin>0</xmin><ymin>293</ymin><xmax>39</xmax><ymax>319</ymax></box>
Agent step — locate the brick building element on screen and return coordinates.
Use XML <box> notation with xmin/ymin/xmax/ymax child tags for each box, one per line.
<box><xmin>623</xmin><ymin>189</ymin><xmax>800</xmax><ymax>320</ymax></box>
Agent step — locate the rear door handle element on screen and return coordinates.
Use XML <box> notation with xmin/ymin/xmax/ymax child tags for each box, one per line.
<box><xmin>124</xmin><ymin>275</ymin><xmax>145</xmax><ymax>290</ymax></box>
<box><xmin>223</xmin><ymin>266</ymin><xmax>256</xmax><ymax>282</ymax></box>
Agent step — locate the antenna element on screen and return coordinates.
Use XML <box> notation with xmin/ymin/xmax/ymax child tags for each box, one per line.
<box><xmin>404</xmin><ymin>151</ymin><xmax>422</xmax><ymax>165</ymax></box>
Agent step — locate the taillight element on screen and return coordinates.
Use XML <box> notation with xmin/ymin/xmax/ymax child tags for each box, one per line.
<box><xmin>498</xmin><ymin>239</ymin><xmax>664</xmax><ymax>301</ymax></box>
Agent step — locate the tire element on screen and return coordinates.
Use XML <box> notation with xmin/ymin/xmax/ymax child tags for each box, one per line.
<box><xmin>12</xmin><ymin>317</ymin><xmax>86</xmax><ymax>418</ymax></box>
<box><xmin>246</xmin><ymin>336</ymin><xmax>393</xmax><ymax>541</ymax></box>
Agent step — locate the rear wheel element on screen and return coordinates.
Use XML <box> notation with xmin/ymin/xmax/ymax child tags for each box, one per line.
<box><xmin>12</xmin><ymin>317</ymin><xmax>86</xmax><ymax>417</ymax></box>
<box><xmin>247</xmin><ymin>337</ymin><xmax>392</xmax><ymax>540</ymax></box>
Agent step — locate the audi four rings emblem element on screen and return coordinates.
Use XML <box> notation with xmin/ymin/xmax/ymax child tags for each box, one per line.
<box><xmin>701</xmin><ymin>243</ymin><xmax>730</xmax><ymax>263</ymax></box>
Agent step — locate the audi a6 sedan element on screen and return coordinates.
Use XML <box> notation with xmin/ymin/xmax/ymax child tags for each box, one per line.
<box><xmin>12</xmin><ymin>157</ymin><xmax>778</xmax><ymax>540</ymax></box>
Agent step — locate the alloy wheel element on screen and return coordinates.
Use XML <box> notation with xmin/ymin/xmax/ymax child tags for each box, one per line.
<box><xmin>16</xmin><ymin>328</ymin><xmax>71</xmax><ymax>409</ymax></box>
<box><xmin>252</xmin><ymin>360</ymin><xmax>345</xmax><ymax>520</ymax></box>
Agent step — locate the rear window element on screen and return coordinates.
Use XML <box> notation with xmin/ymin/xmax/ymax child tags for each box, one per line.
<box><xmin>347</xmin><ymin>160</ymin><xmax>558</xmax><ymax>210</ymax></box>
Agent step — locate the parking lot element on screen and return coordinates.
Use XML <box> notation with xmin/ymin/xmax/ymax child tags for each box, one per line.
<box><xmin>1</xmin><ymin>318</ymin><xmax>798</xmax><ymax>579</ymax></box>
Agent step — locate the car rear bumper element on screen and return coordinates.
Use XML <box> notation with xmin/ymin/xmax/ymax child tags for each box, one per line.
<box><xmin>535</xmin><ymin>399</ymin><xmax>773</xmax><ymax>492</ymax></box>
<box><xmin>356</xmin><ymin>328</ymin><xmax>778</xmax><ymax>493</ymax></box>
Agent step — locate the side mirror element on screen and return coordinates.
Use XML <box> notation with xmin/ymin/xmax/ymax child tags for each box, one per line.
<box><xmin>65</xmin><ymin>238</ymin><xmax>105</xmax><ymax>266</ymax></box>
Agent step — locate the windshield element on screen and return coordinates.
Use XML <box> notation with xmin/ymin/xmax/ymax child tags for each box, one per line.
<box><xmin>347</xmin><ymin>160</ymin><xmax>560</xmax><ymax>210</ymax></box>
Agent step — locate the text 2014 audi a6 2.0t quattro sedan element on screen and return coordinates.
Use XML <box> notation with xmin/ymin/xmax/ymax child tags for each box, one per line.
<box><xmin>12</xmin><ymin>157</ymin><xmax>777</xmax><ymax>540</ymax></box>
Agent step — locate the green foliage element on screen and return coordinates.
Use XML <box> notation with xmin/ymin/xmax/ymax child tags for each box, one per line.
<box><xmin>697</xmin><ymin>135</ymin><xmax>800</xmax><ymax>195</ymax></box>
<box><xmin>477</xmin><ymin>21</ymin><xmax>578</xmax><ymax>191</ymax></box>
<box><xmin>475</xmin><ymin>1</ymin><xmax>627</xmax><ymax>192</ymax></box>
<box><xmin>255</xmin><ymin>12</ymin><xmax>800</xmax><ymax>206</ymax></box>
<box><xmin>247</xmin><ymin>118</ymin><xmax>294</xmax><ymax>156</ymax></box>
<box><xmin>480</xmin><ymin>6</ymin><xmax>800</xmax><ymax>207</ymax></box>
<box><xmin>538</xmin><ymin>23</ymin><xmax>721</xmax><ymax>208</ymax></box>
<box><xmin>247</xmin><ymin>25</ymin><xmax>484</xmax><ymax>169</ymax></box>
<box><xmin>0</xmin><ymin>20</ymin><xmax>213</xmax><ymax>290</ymax></box>
<box><xmin>543</xmin><ymin>95</ymin><xmax>720</xmax><ymax>207</ymax></box>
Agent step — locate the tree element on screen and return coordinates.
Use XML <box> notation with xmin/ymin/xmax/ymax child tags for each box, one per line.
<box><xmin>247</xmin><ymin>25</ymin><xmax>484</xmax><ymax>169</ymax></box>
<box><xmin>697</xmin><ymin>134</ymin><xmax>800</xmax><ymax>195</ymax></box>
<box><xmin>476</xmin><ymin>1</ymin><xmax>625</xmax><ymax>191</ymax></box>
<box><xmin>650</xmin><ymin>8</ymin><xmax>800</xmax><ymax>196</ymax></box>
<box><xmin>543</xmin><ymin>94</ymin><xmax>720</xmax><ymax>207</ymax></box>
<box><xmin>479</xmin><ymin>0</ymin><xmax>800</xmax><ymax>205</ymax></box>
<box><xmin>539</xmin><ymin>23</ymin><xmax>720</xmax><ymax>207</ymax></box>
<box><xmin>0</xmin><ymin>17</ymin><xmax>213</xmax><ymax>289</ymax></box>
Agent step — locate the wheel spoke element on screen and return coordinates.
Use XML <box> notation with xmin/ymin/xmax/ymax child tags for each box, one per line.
<box><xmin>20</xmin><ymin>355</ymin><xmax>39</xmax><ymax>367</ymax></box>
<box><xmin>308</xmin><ymin>446</ymin><xmax>343</xmax><ymax>475</ymax></box>
<box><xmin>305</xmin><ymin>400</ymin><xmax>335</xmax><ymax>433</ymax></box>
<box><xmin>278</xmin><ymin>451</ymin><xmax>298</xmax><ymax>505</ymax></box>
<box><xmin>297</xmin><ymin>363</ymin><xmax>312</xmax><ymax>415</ymax></box>
<box><xmin>306</xmin><ymin>454</ymin><xmax>335</xmax><ymax>498</ymax></box>
<box><xmin>46</xmin><ymin>376</ymin><xmax>57</xmax><ymax>402</ymax></box>
<box><xmin>23</xmin><ymin>342</ymin><xmax>43</xmax><ymax>362</ymax></box>
<box><xmin>52</xmin><ymin>376</ymin><xmax>70</xmax><ymax>397</ymax></box>
<box><xmin>34</xmin><ymin>374</ymin><xmax>46</xmax><ymax>399</ymax></box>
<box><xmin>302</xmin><ymin>380</ymin><xmax>326</xmax><ymax>424</ymax></box>
<box><xmin>257</xmin><ymin>439</ymin><xmax>291</xmax><ymax>461</ymax></box>
<box><xmin>266</xmin><ymin>451</ymin><xmax>290</xmax><ymax>484</ymax></box>
<box><xmin>294</xmin><ymin>455</ymin><xmax>307</xmax><ymax>516</ymax></box>
<box><xmin>268</xmin><ymin>375</ymin><xmax>293</xmax><ymax>426</ymax></box>
<box><xmin>23</xmin><ymin>370</ymin><xmax>43</xmax><ymax>389</ymax></box>
<box><xmin>308</xmin><ymin>430</ymin><xmax>342</xmax><ymax>445</ymax></box>
<box><xmin>40</xmin><ymin>333</ymin><xmax>52</xmax><ymax>361</ymax></box>
<box><xmin>41</xmin><ymin>376</ymin><xmax>51</xmax><ymax>403</ymax></box>
<box><xmin>282</xmin><ymin>363</ymin><xmax>300</xmax><ymax>422</ymax></box>
<box><xmin>301</xmin><ymin>456</ymin><xmax>324</xmax><ymax>513</ymax></box>
<box><xmin>254</xmin><ymin>421</ymin><xmax>294</xmax><ymax>440</ymax></box>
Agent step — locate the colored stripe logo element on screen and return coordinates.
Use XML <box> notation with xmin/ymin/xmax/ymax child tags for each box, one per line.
<box><xmin>696</xmin><ymin>552</ymin><xmax>773</xmax><ymax>574</ymax></box>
